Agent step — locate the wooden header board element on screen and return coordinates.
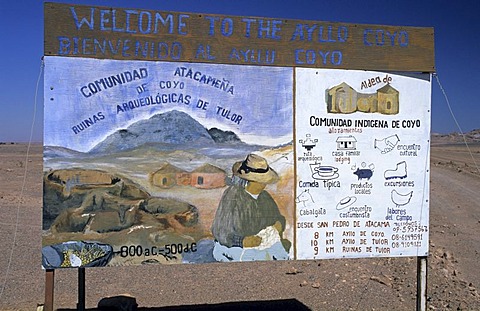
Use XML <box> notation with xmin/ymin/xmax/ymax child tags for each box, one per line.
<box><xmin>44</xmin><ymin>2</ymin><xmax>435</xmax><ymax>72</ymax></box>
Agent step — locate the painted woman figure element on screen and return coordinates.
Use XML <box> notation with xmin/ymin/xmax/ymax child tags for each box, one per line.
<box><xmin>211</xmin><ymin>154</ymin><xmax>291</xmax><ymax>261</ymax></box>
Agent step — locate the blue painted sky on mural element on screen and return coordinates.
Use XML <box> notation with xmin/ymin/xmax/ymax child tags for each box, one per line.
<box><xmin>44</xmin><ymin>57</ymin><xmax>293</xmax><ymax>151</ymax></box>
<box><xmin>0</xmin><ymin>0</ymin><xmax>479</xmax><ymax>142</ymax></box>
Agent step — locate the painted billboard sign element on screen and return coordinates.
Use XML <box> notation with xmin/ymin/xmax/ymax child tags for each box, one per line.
<box><xmin>295</xmin><ymin>69</ymin><xmax>430</xmax><ymax>259</ymax></box>
<box><xmin>43</xmin><ymin>3</ymin><xmax>433</xmax><ymax>268</ymax></box>
<box><xmin>43</xmin><ymin>58</ymin><xmax>295</xmax><ymax>267</ymax></box>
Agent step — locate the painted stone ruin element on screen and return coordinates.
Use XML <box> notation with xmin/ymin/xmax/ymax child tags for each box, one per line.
<box><xmin>42</xmin><ymin>167</ymin><xmax>205</xmax><ymax>267</ymax></box>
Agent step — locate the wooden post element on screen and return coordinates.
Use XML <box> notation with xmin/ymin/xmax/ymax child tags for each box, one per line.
<box><xmin>416</xmin><ymin>256</ymin><xmax>428</xmax><ymax>311</ymax></box>
<box><xmin>44</xmin><ymin>269</ymin><xmax>55</xmax><ymax>311</ymax></box>
<box><xmin>77</xmin><ymin>267</ymin><xmax>86</xmax><ymax>311</ymax></box>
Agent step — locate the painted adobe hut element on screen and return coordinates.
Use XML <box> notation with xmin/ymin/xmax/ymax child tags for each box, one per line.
<box><xmin>190</xmin><ymin>164</ymin><xmax>226</xmax><ymax>189</ymax></box>
<box><xmin>326</xmin><ymin>82</ymin><xmax>357</xmax><ymax>113</ymax></box>
<box><xmin>150</xmin><ymin>163</ymin><xmax>187</xmax><ymax>188</ymax></box>
<box><xmin>377</xmin><ymin>84</ymin><xmax>399</xmax><ymax>114</ymax></box>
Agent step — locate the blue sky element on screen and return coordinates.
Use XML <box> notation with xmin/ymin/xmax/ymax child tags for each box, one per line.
<box><xmin>1</xmin><ymin>0</ymin><xmax>479</xmax><ymax>142</ymax></box>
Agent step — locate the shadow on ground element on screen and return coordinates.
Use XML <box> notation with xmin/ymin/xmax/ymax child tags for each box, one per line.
<box><xmin>57</xmin><ymin>298</ymin><xmax>311</xmax><ymax>311</ymax></box>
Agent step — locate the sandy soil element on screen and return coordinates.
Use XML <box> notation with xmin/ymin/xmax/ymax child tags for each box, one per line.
<box><xmin>0</xmin><ymin>143</ymin><xmax>479</xmax><ymax>310</ymax></box>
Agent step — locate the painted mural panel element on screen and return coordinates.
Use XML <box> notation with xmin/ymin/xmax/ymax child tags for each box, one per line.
<box><xmin>295</xmin><ymin>69</ymin><xmax>430</xmax><ymax>259</ymax></box>
<box><xmin>43</xmin><ymin>56</ymin><xmax>294</xmax><ymax>267</ymax></box>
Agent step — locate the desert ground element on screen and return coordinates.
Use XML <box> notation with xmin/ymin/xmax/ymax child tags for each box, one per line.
<box><xmin>0</xmin><ymin>140</ymin><xmax>479</xmax><ymax>310</ymax></box>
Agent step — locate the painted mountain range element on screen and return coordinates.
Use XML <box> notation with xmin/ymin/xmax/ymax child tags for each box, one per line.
<box><xmin>90</xmin><ymin>110</ymin><xmax>243</xmax><ymax>153</ymax></box>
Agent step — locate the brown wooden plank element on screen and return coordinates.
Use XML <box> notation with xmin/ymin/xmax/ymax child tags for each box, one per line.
<box><xmin>44</xmin><ymin>269</ymin><xmax>54</xmax><ymax>311</ymax></box>
<box><xmin>44</xmin><ymin>2</ymin><xmax>434</xmax><ymax>72</ymax></box>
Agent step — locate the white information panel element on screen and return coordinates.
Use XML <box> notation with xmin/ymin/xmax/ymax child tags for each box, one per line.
<box><xmin>295</xmin><ymin>69</ymin><xmax>430</xmax><ymax>259</ymax></box>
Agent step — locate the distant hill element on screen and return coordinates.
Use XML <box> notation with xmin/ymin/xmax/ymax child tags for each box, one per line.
<box><xmin>44</xmin><ymin>145</ymin><xmax>89</xmax><ymax>158</ymax></box>
<box><xmin>89</xmin><ymin>110</ymin><xmax>243</xmax><ymax>154</ymax></box>
<box><xmin>431</xmin><ymin>129</ymin><xmax>480</xmax><ymax>144</ymax></box>
<box><xmin>207</xmin><ymin>127</ymin><xmax>242</xmax><ymax>144</ymax></box>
